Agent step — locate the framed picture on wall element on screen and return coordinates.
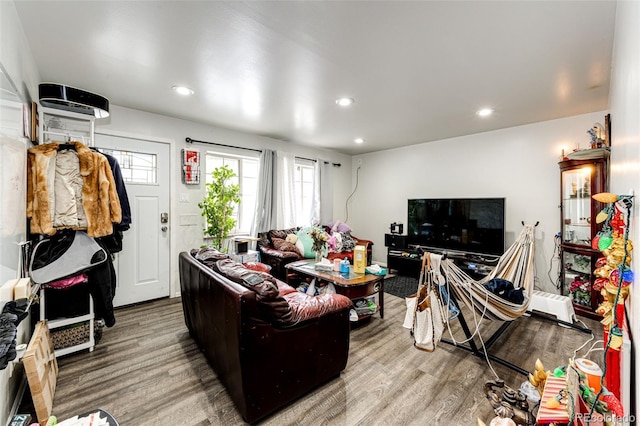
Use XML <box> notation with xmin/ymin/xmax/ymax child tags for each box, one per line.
<box><xmin>182</xmin><ymin>148</ymin><xmax>200</xmax><ymax>184</ymax></box>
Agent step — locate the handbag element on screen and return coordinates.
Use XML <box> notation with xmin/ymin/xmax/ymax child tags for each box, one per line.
<box><xmin>403</xmin><ymin>253</ymin><xmax>445</xmax><ymax>352</ymax></box>
<box><xmin>29</xmin><ymin>230</ymin><xmax>108</xmax><ymax>285</ymax></box>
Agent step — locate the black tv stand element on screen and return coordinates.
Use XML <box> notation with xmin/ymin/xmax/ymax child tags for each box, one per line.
<box><xmin>385</xmin><ymin>233</ymin><xmax>498</xmax><ymax>279</ymax></box>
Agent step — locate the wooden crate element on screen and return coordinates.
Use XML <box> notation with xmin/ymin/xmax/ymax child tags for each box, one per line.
<box><xmin>23</xmin><ymin>321</ymin><xmax>58</xmax><ymax>425</ymax></box>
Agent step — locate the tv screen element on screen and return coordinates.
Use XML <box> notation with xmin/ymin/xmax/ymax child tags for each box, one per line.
<box><xmin>407</xmin><ymin>198</ymin><xmax>505</xmax><ymax>255</ymax></box>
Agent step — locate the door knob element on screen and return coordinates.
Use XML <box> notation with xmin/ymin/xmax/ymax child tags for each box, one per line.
<box><xmin>161</xmin><ymin>226</ymin><xmax>168</xmax><ymax>232</ymax></box>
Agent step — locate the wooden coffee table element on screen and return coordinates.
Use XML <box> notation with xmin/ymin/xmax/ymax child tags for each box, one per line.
<box><xmin>285</xmin><ymin>260</ymin><xmax>385</xmax><ymax>321</ymax></box>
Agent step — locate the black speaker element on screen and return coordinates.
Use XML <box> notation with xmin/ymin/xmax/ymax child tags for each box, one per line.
<box><xmin>385</xmin><ymin>233</ymin><xmax>408</xmax><ymax>248</ymax></box>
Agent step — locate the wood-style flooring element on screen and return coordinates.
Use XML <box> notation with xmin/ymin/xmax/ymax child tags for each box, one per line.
<box><xmin>41</xmin><ymin>294</ymin><xmax>602</xmax><ymax>425</ymax></box>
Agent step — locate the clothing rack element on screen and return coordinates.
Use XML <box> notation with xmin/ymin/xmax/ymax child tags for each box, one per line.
<box><xmin>42</xmin><ymin>130</ymin><xmax>91</xmax><ymax>145</ymax></box>
<box><xmin>185</xmin><ymin>137</ymin><xmax>341</xmax><ymax>167</ymax></box>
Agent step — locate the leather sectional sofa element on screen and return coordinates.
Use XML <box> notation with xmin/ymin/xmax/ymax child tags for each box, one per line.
<box><xmin>179</xmin><ymin>249</ymin><xmax>353</xmax><ymax>424</ymax></box>
<box><xmin>257</xmin><ymin>226</ymin><xmax>373</xmax><ymax>280</ymax></box>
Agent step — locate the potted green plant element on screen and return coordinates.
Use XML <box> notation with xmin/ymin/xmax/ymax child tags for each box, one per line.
<box><xmin>198</xmin><ymin>165</ymin><xmax>241</xmax><ymax>250</ymax></box>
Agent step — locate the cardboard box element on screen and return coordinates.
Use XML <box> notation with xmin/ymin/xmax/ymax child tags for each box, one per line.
<box><xmin>23</xmin><ymin>321</ymin><xmax>58</xmax><ymax>425</ymax></box>
<box><xmin>353</xmin><ymin>245</ymin><xmax>366</xmax><ymax>274</ymax></box>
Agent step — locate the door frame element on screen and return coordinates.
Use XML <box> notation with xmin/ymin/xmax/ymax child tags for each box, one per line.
<box><xmin>94</xmin><ymin>128</ymin><xmax>178</xmax><ymax>298</ymax></box>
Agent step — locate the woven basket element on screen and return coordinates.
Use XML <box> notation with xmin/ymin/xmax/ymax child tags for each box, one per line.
<box><xmin>51</xmin><ymin>320</ymin><xmax>104</xmax><ymax>350</ymax></box>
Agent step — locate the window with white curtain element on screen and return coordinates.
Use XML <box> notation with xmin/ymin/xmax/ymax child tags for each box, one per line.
<box><xmin>294</xmin><ymin>160</ymin><xmax>315</xmax><ymax>225</ymax></box>
<box><xmin>204</xmin><ymin>153</ymin><xmax>259</xmax><ymax>235</ymax></box>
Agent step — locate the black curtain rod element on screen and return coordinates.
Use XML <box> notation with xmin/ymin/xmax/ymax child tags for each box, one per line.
<box><xmin>186</xmin><ymin>137</ymin><xmax>341</xmax><ymax>167</ymax></box>
<box><xmin>186</xmin><ymin>137</ymin><xmax>262</xmax><ymax>153</ymax></box>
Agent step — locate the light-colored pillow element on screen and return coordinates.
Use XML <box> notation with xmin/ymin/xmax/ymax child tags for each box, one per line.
<box><xmin>330</xmin><ymin>232</ymin><xmax>343</xmax><ymax>252</ymax></box>
<box><xmin>296</xmin><ymin>228</ymin><xmax>316</xmax><ymax>258</ymax></box>
<box><xmin>328</xmin><ymin>220</ymin><xmax>352</xmax><ymax>233</ymax></box>
<box><xmin>285</xmin><ymin>233</ymin><xmax>298</xmax><ymax>244</ymax></box>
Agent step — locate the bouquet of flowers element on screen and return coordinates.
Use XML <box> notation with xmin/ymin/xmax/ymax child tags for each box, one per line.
<box><xmin>309</xmin><ymin>227</ymin><xmax>328</xmax><ymax>252</ymax></box>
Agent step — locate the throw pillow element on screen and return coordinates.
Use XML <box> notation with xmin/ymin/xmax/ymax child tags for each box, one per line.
<box><xmin>330</xmin><ymin>232</ymin><xmax>343</xmax><ymax>252</ymax></box>
<box><xmin>190</xmin><ymin>247</ymin><xmax>230</xmax><ymax>271</ymax></box>
<box><xmin>269</xmin><ymin>227</ymin><xmax>298</xmax><ymax>242</ymax></box>
<box><xmin>296</xmin><ymin>227</ymin><xmax>317</xmax><ymax>258</ymax></box>
<box><xmin>272</xmin><ymin>237</ymin><xmax>298</xmax><ymax>253</ymax></box>
<box><xmin>243</xmin><ymin>262</ymin><xmax>272</xmax><ymax>274</ymax></box>
<box><xmin>328</xmin><ymin>220</ymin><xmax>352</xmax><ymax>234</ymax></box>
<box><xmin>285</xmin><ymin>233</ymin><xmax>298</xmax><ymax>244</ymax></box>
<box><xmin>340</xmin><ymin>232</ymin><xmax>356</xmax><ymax>252</ymax></box>
<box><xmin>216</xmin><ymin>259</ymin><xmax>292</xmax><ymax>324</ymax></box>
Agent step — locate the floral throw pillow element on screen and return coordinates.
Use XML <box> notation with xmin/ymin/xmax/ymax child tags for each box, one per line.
<box><xmin>272</xmin><ymin>237</ymin><xmax>298</xmax><ymax>253</ymax></box>
<box><xmin>340</xmin><ymin>232</ymin><xmax>356</xmax><ymax>252</ymax></box>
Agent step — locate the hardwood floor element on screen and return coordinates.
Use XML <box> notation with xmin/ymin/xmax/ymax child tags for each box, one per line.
<box><xmin>41</xmin><ymin>294</ymin><xmax>602</xmax><ymax>425</ymax></box>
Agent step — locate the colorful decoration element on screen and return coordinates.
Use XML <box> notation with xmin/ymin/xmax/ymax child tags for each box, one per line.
<box><xmin>592</xmin><ymin>192</ymin><xmax>618</xmax><ymax>203</ymax></box>
<box><xmin>601</xmin><ymin>389</ymin><xmax>624</xmax><ymax>417</ymax></box>
<box><xmin>591</xmin><ymin>192</ymin><xmax>634</xmax><ymax>351</ymax></box>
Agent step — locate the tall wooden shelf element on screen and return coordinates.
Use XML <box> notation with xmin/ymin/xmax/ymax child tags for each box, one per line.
<box><xmin>558</xmin><ymin>152</ymin><xmax>609</xmax><ymax>319</ymax></box>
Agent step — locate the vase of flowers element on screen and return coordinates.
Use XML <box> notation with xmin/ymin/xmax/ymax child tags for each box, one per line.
<box><xmin>309</xmin><ymin>227</ymin><xmax>328</xmax><ymax>262</ymax></box>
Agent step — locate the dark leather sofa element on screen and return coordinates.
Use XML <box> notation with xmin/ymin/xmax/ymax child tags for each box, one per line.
<box><xmin>179</xmin><ymin>250</ymin><xmax>353</xmax><ymax>424</ymax></box>
<box><xmin>257</xmin><ymin>226</ymin><xmax>373</xmax><ymax>280</ymax></box>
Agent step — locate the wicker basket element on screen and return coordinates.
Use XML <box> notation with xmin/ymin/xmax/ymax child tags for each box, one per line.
<box><xmin>51</xmin><ymin>319</ymin><xmax>104</xmax><ymax>350</ymax></box>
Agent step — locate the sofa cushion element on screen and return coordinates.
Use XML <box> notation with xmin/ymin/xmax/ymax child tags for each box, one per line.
<box><xmin>190</xmin><ymin>247</ymin><xmax>230</xmax><ymax>270</ymax></box>
<box><xmin>243</xmin><ymin>261</ymin><xmax>272</xmax><ymax>274</ymax></box>
<box><xmin>216</xmin><ymin>259</ymin><xmax>292</xmax><ymax>324</ymax></box>
<box><xmin>268</xmin><ymin>227</ymin><xmax>299</xmax><ymax>242</ymax></box>
<box><xmin>283</xmin><ymin>291</ymin><xmax>353</xmax><ymax>324</ymax></box>
<box><xmin>272</xmin><ymin>237</ymin><xmax>299</xmax><ymax>254</ymax></box>
<box><xmin>276</xmin><ymin>281</ymin><xmax>298</xmax><ymax>296</ymax></box>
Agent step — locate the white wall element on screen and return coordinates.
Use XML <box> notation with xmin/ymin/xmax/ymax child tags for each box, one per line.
<box><xmin>94</xmin><ymin>105</ymin><xmax>352</xmax><ymax>297</ymax></box>
<box><xmin>349</xmin><ymin>111</ymin><xmax>607</xmax><ymax>293</ymax></box>
<box><xmin>608</xmin><ymin>0</ymin><xmax>640</xmax><ymax>415</ymax></box>
<box><xmin>0</xmin><ymin>3</ymin><xmax>40</xmax><ymax>425</ymax></box>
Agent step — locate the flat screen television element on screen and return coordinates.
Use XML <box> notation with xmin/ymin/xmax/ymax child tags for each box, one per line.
<box><xmin>407</xmin><ymin>198</ymin><xmax>505</xmax><ymax>256</ymax></box>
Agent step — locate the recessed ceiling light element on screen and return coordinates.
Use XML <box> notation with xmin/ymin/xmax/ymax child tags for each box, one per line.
<box><xmin>354</xmin><ymin>138</ymin><xmax>365</xmax><ymax>144</ymax></box>
<box><xmin>476</xmin><ymin>108</ymin><xmax>494</xmax><ymax>117</ymax></box>
<box><xmin>172</xmin><ymin>85</ymin><xmax>194</xmax><ymax>96</ymax></box>
<box><xmin>336</xmin><ymin>97</ymin><xmax>355</xmax><ymax>106</ymax></box>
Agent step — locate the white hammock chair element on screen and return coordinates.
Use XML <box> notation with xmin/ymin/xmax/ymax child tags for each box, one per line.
<box><xmin>440</xmin><ymin>224</ymin><xmax>536</xmax><ymax>322</ymax></box>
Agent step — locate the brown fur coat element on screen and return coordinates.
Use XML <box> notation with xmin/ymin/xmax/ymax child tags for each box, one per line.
<box><xmin>27</xmin><ymin>141</ymin><xmax>122</xmax><ymax>237</ymax></box>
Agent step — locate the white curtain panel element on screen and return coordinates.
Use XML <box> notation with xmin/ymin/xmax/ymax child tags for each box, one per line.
<box><xmin>311</xmin><ymin>159</ymin><xmax>333</xmax><ymax>226</ymax></box>
<box><xmin>275</xmin><ymin>151</ymin><xmax>297</xmax><ymax>229</ymax></box>
<box><xmin>250</xmin><ymin>149</ymin><xmax>276</xmax><ymax>235</ymax></box>
<box><xmin>320</xmin><ymin>160</ymin><xmax>333</xmax><ymax>225</ymax></box>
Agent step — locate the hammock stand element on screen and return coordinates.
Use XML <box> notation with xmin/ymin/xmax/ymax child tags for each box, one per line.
<box><xmin>426</xmin><ymin>224</ymin><xmax>591</xmax><ymax>377</ymax></box>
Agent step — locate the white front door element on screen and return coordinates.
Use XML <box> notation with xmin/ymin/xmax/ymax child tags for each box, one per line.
<box><xmin>94</xmin><ymin>132</ymin><xmax>171</xmax><ymax>307</ymax></box>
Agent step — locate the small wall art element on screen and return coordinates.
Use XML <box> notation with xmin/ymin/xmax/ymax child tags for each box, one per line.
<box><xmin>182</xmin><ymin>148</ymin><xmax>200</xmax><ymax>184</ymax></box>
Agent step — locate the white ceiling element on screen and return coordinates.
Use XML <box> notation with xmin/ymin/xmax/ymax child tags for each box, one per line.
<box><xmin>13</xmin><ymin>1</ymin><xmax>617</xmax><ymax>155</ymax></box>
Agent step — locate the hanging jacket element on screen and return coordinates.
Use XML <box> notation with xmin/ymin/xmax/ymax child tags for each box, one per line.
<box><xmin>27</xmin><ymin>141</ymin><xmax>122</xmax><ymax>237</ymax></box>
<box><xmin>91</xmin><ymin>148</ymin><xmax>132</xmax><ymax>230</ymax></box>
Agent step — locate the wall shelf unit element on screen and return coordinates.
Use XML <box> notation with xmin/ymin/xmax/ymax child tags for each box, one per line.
<box><xmin>558</xmin><ymin>152</ymin><xmax>609</xmax><ymax>319</ymax></box>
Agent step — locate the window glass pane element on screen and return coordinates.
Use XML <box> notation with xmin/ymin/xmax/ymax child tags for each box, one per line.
<box><xmin>99</xmin><ymin>149</ymin><xmax>157</xmax><ymax>184</ymax></box>
<box><xmin>294</xmin><ymin>162</ymin><xmax>314</xmax><ymax>225</ymax></box>
<box><xmin>204</xmin><ymin>153</ymin><xmax>259</xmax><ymax>235</ymax></box>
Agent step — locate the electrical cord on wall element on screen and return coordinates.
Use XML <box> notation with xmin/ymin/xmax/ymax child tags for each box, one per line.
<box><xmin>344</xmin><ymin>166</ymin><xmax>361</xmax><ymax>223</ymax></box>
<box><xmin>547</xmin><ymin>232</ymin><xmax>562</xmax><ymax>290</ymax></box>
